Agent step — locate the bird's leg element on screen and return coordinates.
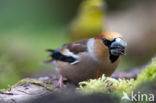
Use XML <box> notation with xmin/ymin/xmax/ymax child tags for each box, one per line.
<box><xmin>56</xmin><ymin>75</ymin><xmax>64</xmax><ymax>88</ymax></box>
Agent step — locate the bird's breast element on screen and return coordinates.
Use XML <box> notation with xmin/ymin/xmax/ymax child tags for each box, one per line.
<box><xmin>56</xmin><ymin>53</ymin><xmax>119</xmax><ymax>83</ymax></box>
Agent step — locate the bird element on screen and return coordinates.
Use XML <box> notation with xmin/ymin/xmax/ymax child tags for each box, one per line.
<box><xmin>69</xmin><ymin>0</ymin><xmax>105</xmax><ymax>41</ymax></box>
<box><xmin>46</xmin><ymin>32</ymin><xmax>127</xmax><ymax>87</ymax></box>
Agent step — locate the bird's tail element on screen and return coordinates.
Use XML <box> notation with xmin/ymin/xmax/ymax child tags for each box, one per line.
<box><xmin>46</xmin><ymin>49</ymin><xmax>55</xmax><ymax>53</ymax></box>
<box><xmin>44</xmin><ymin>49</ymin><xmax>55</xmax><ymax>63</ymax></box>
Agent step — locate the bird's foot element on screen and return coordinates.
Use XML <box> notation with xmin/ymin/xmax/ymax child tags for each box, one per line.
<box><xmin>55</xmin><ymin>75</ymin><xmax>65</xmax><ymax>88</ymax></box>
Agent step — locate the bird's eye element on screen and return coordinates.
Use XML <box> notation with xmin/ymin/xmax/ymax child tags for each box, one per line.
<box><xmin>102</xmin><ymin>39</ymin><xmax>112</xmax><ymax>47</ymax></box>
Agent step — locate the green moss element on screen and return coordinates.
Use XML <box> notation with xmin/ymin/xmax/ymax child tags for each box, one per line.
<box><xmin>77</xmin><ymin>58</ymin><xmax>156</xmax><ymax>97</ymax></box>
<box><xmin>0</xmin><ymin>78</ymin><xmax>55</xmax><ymax>93</ymax></box>
<box><xmin>136</xmin><ymin>58</ymin><xmax>156</xmax><ymax>86</ymax></box>
<box><xmin>77</xmin><ymin>75</ymin><xmax>135</xmax><ymax>96</ymax></box>
<box><xmin>16</xmin><ymin>78</ymin><xmax>54</xmax><ymax>90</ymax></box>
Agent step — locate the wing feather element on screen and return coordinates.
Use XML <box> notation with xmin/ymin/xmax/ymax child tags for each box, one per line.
<box><xmin>46</xmin><ymin>39</ymin><xmax>88</xmax><ymax>64</ymax></box>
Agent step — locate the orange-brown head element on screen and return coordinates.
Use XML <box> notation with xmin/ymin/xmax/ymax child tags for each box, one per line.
<box><xmin>94</xmin><ymin>32</ymin><xmax>127</xmax><ymax>63</ymax></box>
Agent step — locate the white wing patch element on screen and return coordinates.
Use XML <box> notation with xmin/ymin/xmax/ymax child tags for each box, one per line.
<box><xmin>63</xmin><ymin>49</ymin><xmax>79</xmax><ymax>58</ymax></box>
<box><xmin>62</xmin><ymin>49</ymin><xmax>80</xmax><ymax>65</ymax></box>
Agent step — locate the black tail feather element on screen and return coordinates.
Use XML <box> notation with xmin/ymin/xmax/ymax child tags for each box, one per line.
<box><xmin>46</xmin><ymin>49</ymin><xmax>55</xmax><ymax>53</ymax></box>
<box><xmin>46</xmin><ymin>49</ymin><xmax>77</xmax><ymax>64</ymax></box>
<box><xmin>51</xmin><ymin>51</ymin><xmax>76</xmax><ymax>63</ymax></box>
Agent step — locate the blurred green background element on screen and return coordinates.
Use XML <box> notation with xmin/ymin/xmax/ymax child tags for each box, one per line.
<box><xmin>0</xmin><ymin>0</ymin><xmax>76</xmax><ymax>88</ymax></box>
<box><xmin>0</xmin><ymin>0</ymin><xmax>156</xmax><ymax>88</ymax></box>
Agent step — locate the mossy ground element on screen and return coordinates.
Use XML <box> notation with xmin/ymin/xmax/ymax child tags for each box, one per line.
<box><xmin>1</xmin><ymin>58</ymin><xmax>155</xmax><ymax>103</ymax></box>
<box><xmin>77</xmin><ymin>58</ymin><xmax>156</xmax><ymax>102</ymax></box>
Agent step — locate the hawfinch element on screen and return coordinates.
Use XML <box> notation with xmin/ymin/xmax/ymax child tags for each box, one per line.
<box><xmin>46</xmin><ymin>32</ymin><xmax>127</xmax><ymax>87</ymax></box>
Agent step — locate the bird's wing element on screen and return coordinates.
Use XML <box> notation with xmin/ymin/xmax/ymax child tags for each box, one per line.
<box><xmin>63</xmin><ymin>39</ymin><xmax>88</xmax><ymax>54</ymax></box>
<box><xmin>47</xmin><ymin>39</ymin><xmax>89</xmax><ymax>64</ymax></box>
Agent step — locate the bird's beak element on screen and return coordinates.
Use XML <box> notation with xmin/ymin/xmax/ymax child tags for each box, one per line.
<box><xmin>110</xmin><ymin>38</ymin><xmax>127</xmax><ymax>56</ymax></box>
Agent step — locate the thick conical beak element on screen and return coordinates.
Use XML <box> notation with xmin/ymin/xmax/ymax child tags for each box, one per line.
<box><xmin>110</xmin><ymin>38</ymin><xmax>127</xmax><ymax>56</ymax></box>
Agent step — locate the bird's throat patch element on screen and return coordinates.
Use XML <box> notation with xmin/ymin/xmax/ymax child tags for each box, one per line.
<box><xmin>109</xmin><ymin>55</ymin><xmax>119</xmax><ymax>63</ymax></box>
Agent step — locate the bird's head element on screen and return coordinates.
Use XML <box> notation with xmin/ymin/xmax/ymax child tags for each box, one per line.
<box><xmin>95</xmin><ymin>32</ymin><xmax>127</xmax><ymax>62</ymax></box>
